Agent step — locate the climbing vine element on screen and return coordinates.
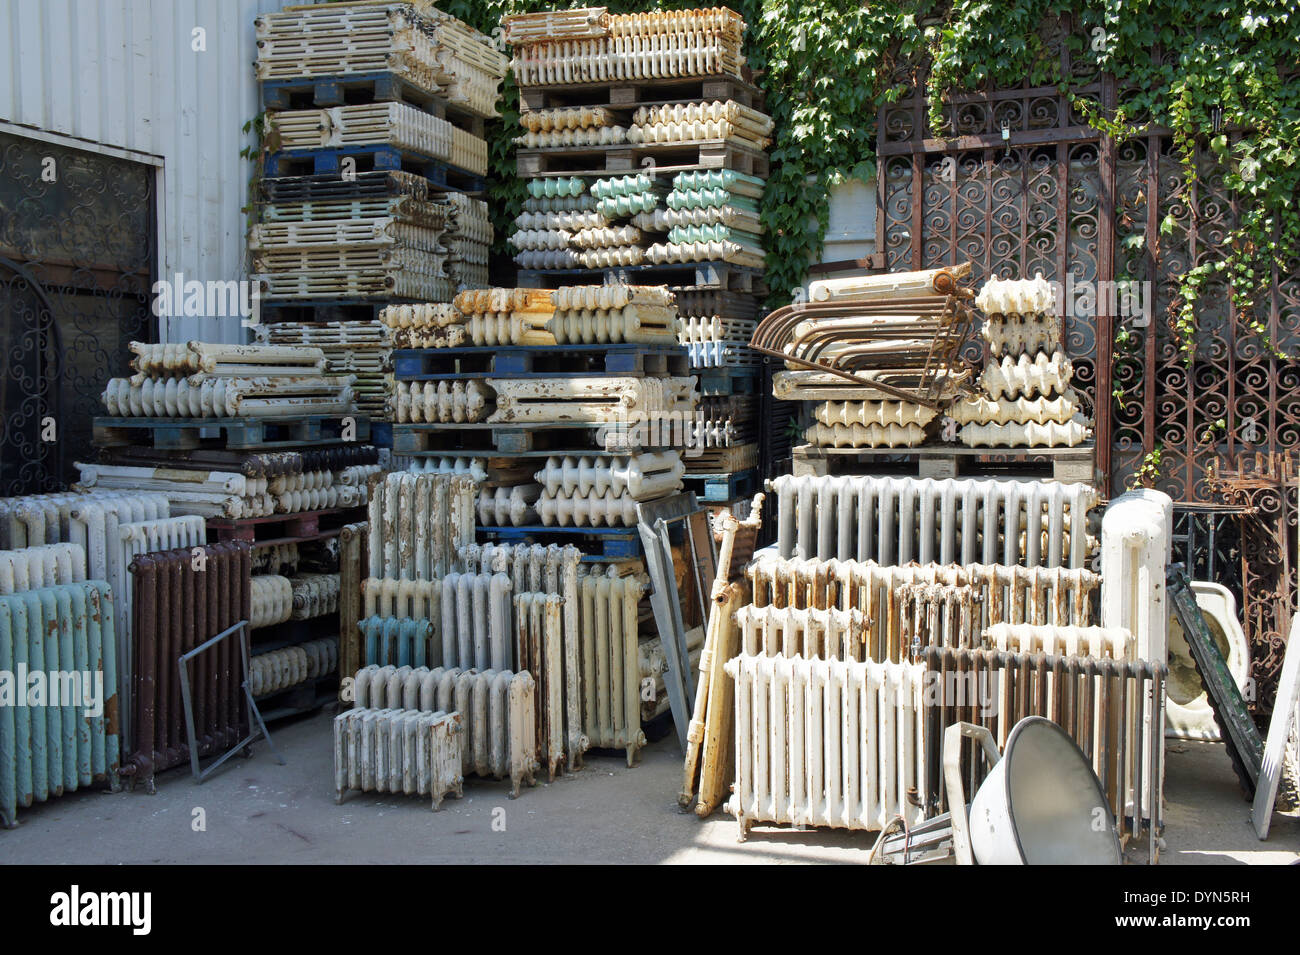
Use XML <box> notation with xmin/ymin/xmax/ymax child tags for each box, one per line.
<box><xmin>434</xmin><ymin>0</ymin><xmax>1298</xmax><ymax>343</ymax></box>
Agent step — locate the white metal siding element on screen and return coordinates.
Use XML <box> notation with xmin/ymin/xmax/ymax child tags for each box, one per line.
<box><xmin>0</xmin><ymin>0</ymin><xmax>301</xmax><ymax>344</ymax></box>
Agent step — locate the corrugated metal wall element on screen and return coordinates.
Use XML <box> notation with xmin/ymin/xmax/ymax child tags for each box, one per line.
<box><xmin>0</xmin><ymin>0</ymin><xmax>299</xmax><ymax>344</ymax></box>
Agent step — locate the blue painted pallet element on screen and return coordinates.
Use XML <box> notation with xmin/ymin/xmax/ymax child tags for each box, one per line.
<box><xmin>260</xmin><ymin>72</ymin><xmax>485</xmax><ymax>133</ymax></box>
<box><xmin>262</xmin><ymin>71</ymin><xmax>433</xmax><ymax>110</ymax></box>
<box><xmin>93</xmin><ymin>414</ymin><xmax>370</xmax><ymax>451</ymax></box>
<box><xmin>264</xmin><ymin>145</ymin><xmax>485</xmax><ymax>193</ymax></box>
<box><xmin>392</xmin><ymin>344</ymin><xmax>688</xmax><ymax>381</ymax></box>
<box><xmin>682</xmin><ymin>467</ymin><xmax>760</xmax><ymax>503</ymax></box>
<box><xmin>369</xmin><ymin>421</ymin><xmax>393</xmax><ymax>449</ymax></box>
<box><xmin>478</xmin><ymin>525</ymin><xmax>641</xmax><ymax>561</ymax></box>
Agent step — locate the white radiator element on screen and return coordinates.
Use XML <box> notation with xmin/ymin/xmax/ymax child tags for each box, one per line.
<box><xmin>0</xmin><ymin>490</ymin><xmax>169</xmax><ymax>564</ymax></box>
<box><xmin>394</xmin><ymin>380</ymin><xmax>493</xmax><ymax>423</ymax></box>
<box><xmin>367</xmin><ymin>472</ymin><xmax>476</xmax><ymax>580</ymax></box>
<box><xmin>537</xmin><ymin>487</ymin><xmax>639</xmax><ymax>527</ymax></box>
<box><xmin>333</xmin><ymin>707</ymin><xmax>464</xmax><ymax>810</ymax></box>
<box><xmin>734</xmin><ymin>605</ymin><xmax>869</xmax><ymax>661</ymax></box>
<box><xmin>1100</xmin><ymin>489</ymin><xmax>1171</xmax><ymax>663</ymax></box>
<box><xmin>983</xmin><ymin>623</ymin><xmax>1134</xmax><ymax>658</ymax></box>
<box><xmin>577</xmin><ymin>569</ymin><xmax>647</xmax><ymax>766</ymax></box>
<box><xmin>770</xmin><ymin>475</ymin><xmax>1097</xmax><ymax>568</ymax></box>
<box><xmin>360</xmin><ymin>571</ymin><xmax>512</xmax><ymax>672</ymax></box>
<box><xmin>725</xmin><ymin>653</ymin><xmax>928</xmax><ymax>838</ymax></box>
<box><xmin>477</xmin><ymin>484</ymin><xmax>541</xmax><ymax>526</ymax></box>
<box><xmin>534</xmin><ymin>452</ymin><xmax>684</xmax><ymax>500</ymax></box>
<box><xmin>355</xmin><ymin>665</ymin><xmax>539</xmax><ymax>797</ymax></box>
<box><xmin>438</xmin><ymin>571</ymin><xmax>513</xmax><ymax>671</ymax></box>
<box><xmin>362</xmin><ymin>577</ymin><xmax>441</xmax><ymax>620</ymax></box>
<box><xmin>747</xmin><ymin>556</ymin><xmax>1100</xmax><ymax>662</ymax></box>
<box><xmin>460</xmin><ymin>542</ymin><xmax>587</xmax><ymax>770</ymax></box>
<box><xmin>251</xmin><ymin>637</ymin><xmax>338</xmax><ymax>696</ymax></box>
<box><xmin>250</xmin><ymin>575</ymin><xmax>294</xmax><ymax>629</ymax></box>
<box><xmin>0</xmin><ymin>543</ymin><xmax>86</xmax><ymax>593</ymax></box>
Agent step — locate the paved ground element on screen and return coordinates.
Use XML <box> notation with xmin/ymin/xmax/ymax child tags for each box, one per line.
<box><xmin>3</xmin><ymin>711</ymin><xmax>1297</xmax><ymax>864</ymax></box>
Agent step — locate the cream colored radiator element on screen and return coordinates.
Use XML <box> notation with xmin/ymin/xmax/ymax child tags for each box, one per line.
<box><xmin>355</xmin><ymin>665</ymin><xmax>538</xmax><ymax>797</ymax></box>
<box><xmin>726</xmin><ymin>653</ymin><xmax>928</xmax><ymax>838</ymax></box>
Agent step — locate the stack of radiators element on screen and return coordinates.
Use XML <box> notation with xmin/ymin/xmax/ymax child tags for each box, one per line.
<box><xmin>511</xmin><ymin>177</ymin><xmax>593</xmax><ymax>270</ymax></box>
<box><xmin>503</xmin><ymin>7</ymin><xmax>746</xmax><ymax>84</ymax></box>
<box><xmin>514</xmin><ymin>105</ymin><xmax>627</xmax><ymax>149</ymax></box>
<box><xmin>75</xmin><ymin>453</ymin><xmax>382</xmax><ymax>520</ymax></box>
<box><xmin>642</xmin><ymin>170</ymin><xmax>764</xmax><ymax>269</ymax></box>
<box><xmin>255</xmin><ymin>2</ymin><xmax>507</xmax><ymax>119</ymax></box>
<box><xmin>91</xmin><ymin>335</ymin><xmax>378</xmax><ymax>729</ymax></box>
<box><xmin>252</xmin><ymin>169</ymin><xmax>460</xmax><ymax>303</ymax></box>
<box><xmin>100</xmin><ymin>342</ymin><xmax>354</xmax><ymax>419</ymax></box>
<box><xmin>754</xmin><ymin>264</ymin><xmax>976</xmax><ymax>449</ymax></box>
<box><xmin>503</xmin><ymin>6</ymin><xmax>772</xmax><ymax>501</ymax></box>
<box><xmin>952</xmin><ymin>275</ymin><xmax>1093</xmax><ymax>448</ymax></box>
<box><xmin>255</xmin><ymin>320</ymin><xmax>391</xmax><ymax>419</ymax></box>
<box><xmin>252</xmin><ymin>2</ymin><xmax>500</xmax><ymax>304</ymax></box>
<box><xmin>629</xmin><ymin>101</ymin><xmax>772</xmax><ymax>151</ymax></box>
<box><xmin>388</xmin><ymin>285</ymin><xmax>695</xmax><ymax>529</ymax></box>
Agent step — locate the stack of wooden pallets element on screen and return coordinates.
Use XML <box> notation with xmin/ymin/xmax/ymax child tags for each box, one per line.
<box><xmin>251</xmin><ymin>2</ymin><xmax>506</xmax><ymax>445</ymax></box>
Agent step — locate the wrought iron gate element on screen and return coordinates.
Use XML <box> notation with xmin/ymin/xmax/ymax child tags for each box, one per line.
<box><xmin>0</xmin><ymin>131</ymin><xmax>156</xmax><ymax>495</ymax></box>
<box><xmin>876</xmin><ymin>22</ymin><xmax>1300</xmax><ymax>714</ymax></box>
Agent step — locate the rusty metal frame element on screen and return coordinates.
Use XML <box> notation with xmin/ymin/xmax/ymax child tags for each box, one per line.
<box><xmin>178</xmin><ymin>619</ymin><xmax>285</xmax><ymax>783</ymax></box>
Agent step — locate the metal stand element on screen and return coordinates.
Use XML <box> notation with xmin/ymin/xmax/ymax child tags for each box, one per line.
<box><xmin>177</xmin><ymin>620</ymin><xmax>286</xmax><ymax>783</ymax></box>
<box><xmin>869</xmin><ymin>722</ymin><xmax>1001</xmax><ymax>865</ymax></box>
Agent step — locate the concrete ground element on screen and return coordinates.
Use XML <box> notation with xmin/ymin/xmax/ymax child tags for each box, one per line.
<box><xmin>2</xmin><ymin>711</ymin><xmax>1297</xmax><ymax>864</ymax></box>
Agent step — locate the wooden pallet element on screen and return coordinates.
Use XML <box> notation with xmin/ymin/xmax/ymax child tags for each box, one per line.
<box><xmin>264</xmin><ymin>145</ymin><xmax>485</xmax><ymax>192</ymax></box>
<box><xmin>208</xmin><ymin>505</ymin><xmax>365</xmax><ymax>545</ymax></box>
<box><xmin>517</xmin><ymin>73</ymin><xmax>762</xmax><ymax>113</ymax></box>
<box><xmin>393</xmin><ymin>420</ymin><xmax>672</xmax><ymax>456</ymax></box>
<box><xmin>478</xmin><ymin>524</ymin><xmax>641</xmax><ymax>561</ymax></box>
<box><xmin>790</xmin><ymin>443</ymin><xmax>1097</xmax><ymax>483</ymax></box>
<box><xmin>93</xmin><ymin>414</ymin><xmax>371</xmax><ymax>451</ymax></box>
<box><xmin>516</xmin><ymin>138</ymin><xmax>768</xmax><ymax>179</ymax></box>
<box><xmin>681</xmin><ymin>467</ymin><xmax>760</xmax><ymax>503</ymax></box>
<box><xmin>683</xmin><ymin>442</ymin><xmax>760</xmax><ymax>473</ymax></box>
<box><xmin>261</xmin><ymin>71</ymin><xmax>485</xmax><ymax>136</ymax></box>
<box><xmin>517</xmin><ymin>260</ymin><xmax>766</xmax><ymax>294</ymax></box>
<box><xmin>392</xmin><ymin>344</ymin><xmax>689</xmax><ymax>380</ymax></box>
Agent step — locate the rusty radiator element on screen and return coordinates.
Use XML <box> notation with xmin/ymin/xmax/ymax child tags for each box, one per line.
<box><xmin>339</xmin><ymin>522</ymin><xmax>368</xmax><ymax>698</ymax></box>
<box><xmin>747</xmin><ymin>556</ymin><xmax>1099</xmax><ymax>662</ymax></box>
<box><xmin>333</xmin><ymin>708</ymin><xmax>464</xmax><ymax>811</ymax></box>
<box><xmin>123</xmin><ymin>542</ymin><xmax>251</xmax><ymax>793</ymax></box>
<box><xmin>920</xmin><ymin>645</ymin><xmax>1166</xmax><ymax>840</ymax></box>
